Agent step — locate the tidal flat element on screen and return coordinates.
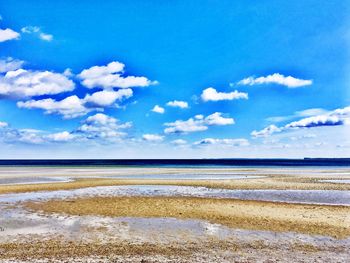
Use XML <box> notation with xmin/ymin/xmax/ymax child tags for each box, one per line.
<box><xmin>0</xmin><ymin>167</ymin><xmax>350</xmax><ymax>262</ymax></box>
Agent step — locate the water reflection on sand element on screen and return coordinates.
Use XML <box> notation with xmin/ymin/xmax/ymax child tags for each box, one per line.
<box><xmin>1</xmin><ymin>185</ymin><xmax>349</xmax><ymax>206</ymax></box>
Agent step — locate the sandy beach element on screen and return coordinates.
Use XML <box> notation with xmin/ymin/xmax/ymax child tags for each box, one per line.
<box><xmin>0</xmin><ymin>167</ymin><xmax>350</xmax><ymax>262</ymax></box>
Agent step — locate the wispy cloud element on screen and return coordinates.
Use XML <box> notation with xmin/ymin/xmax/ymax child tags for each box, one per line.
<box><xmin>266</xmin><ymin>108</ymin><xmax>330</xmax><ymax>123</ymax></box>
<box><xmin>142</xmin><ymin>134</ymin><xmax>164</xmax><ymax>142</ymax></box>
<box><xmin>194</xmin><ymin>138</ymin><xmax>249</xmax><ymax>147</ymax></box>
<box><xmin>171</xmin><ymin>139</ymin><xmax>187</xmax><ymax>145</ymax></box>
<box><xmin>0</xmin><ymin>57</ymin><xmax>24</xmax><ymax>73</ymax></box>
<box><xmin>238</xmin><ymin>73</ymin><xmax>312</xmax><ymax>88</ymax></box>
<box><xmin>76</xmin><ymin>113</ymin><xmax>131</xmax><ymax>140</ymax></box>
<box><xmin>21</xmin><ymin>26</ymin><xmax>53</xmax><ymax>41</ymax></box>
<box><xmin>0</xmin><ymin>113</ymin><xmax>131</xmax><ymax>145</ymax></box>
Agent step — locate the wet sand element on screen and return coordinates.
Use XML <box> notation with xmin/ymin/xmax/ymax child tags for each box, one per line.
<box><xmin>0</xmin><ymin>167</ymin><xmax>350</xmax><ymax>262</ymax></box>
<box><xmin>2</xmin><ymin>175</ymin><xmax>350</xmax><ymax>196</ymax></box>
<box><xmin>25</xmin><ymin>196</ymin><xmax>350</xmax><ymax>238</ymax></box>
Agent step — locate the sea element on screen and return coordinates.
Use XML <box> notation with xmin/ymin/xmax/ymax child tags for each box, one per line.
<box><xmin>0</xmin><ymin>158</ymin><xmax>349</xmax><ymax>167</ymax></box>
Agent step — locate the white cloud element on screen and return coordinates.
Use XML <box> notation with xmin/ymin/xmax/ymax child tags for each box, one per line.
<box><xmin>151</xmin><ymin>105</ymin><xmax>165</xmax><ymax>114</ymax></box>
<box><xmin>252</xmin><ymin>106</ymin><xmax>350</xmax><ymax>137</ymax></box>
<box><xmin>0</xmin><ymin>121</ymin><xmax>8</xmax><ymax>128</ymax></box>
<box><xmin>285</xmin><ymin>106</ymin><xmax>349</xmax><ymax>130</ymax></box>
<box><xmin>204</xmin><ymin>112</ymin><xmax>235</xmax><ymax>126</ymax></box>
<box><xmin>0</xmin><ymin>124</ymin><xmax>44</xmax><ymax>144</ymax></box>
<box><xmin>78</xmin><ymin>61</ymin><xmax>157</xmax><ymax>89</ymax></box>
<box><xmin>166</xmin><ymin>100</ymin><xmax>189</xmax><ymax>108</ymax></box>
<box><xmin>195</xmin><ymin>114</ymin><xmax>204</xmax><ymax>120</ymax></box>
<box><xmin>21</xmin><ymin>26</ymin><xmax>53</xmax><ymax>42</ymax></box>
<box><xmin>194</xmin><ymin>138</ymin><xmax>249</xmax><ymax>147</ymax></box>
<box><xmin>0</xmin><ymin>68</ymin><xmax>75</xmax><ymax>98</ymax></box>
<box><xmin>285</xmin><ymin>115</ymin><xmax>343</xmax><ymax>129</ymax></box>
<box><xmin>63</xmin><ymin>68</ymin><xmax>73</xmax><ymax>77</ymax></box>
<box><xmin>17</xmin><ymin>95</ymin><xmax>89</xmax><ymax>119</ymax></box>
<box><xmin>16</xmin><ymin>132</ymin><xmax>44</xmax><ymax>144</ymax></box>
<box><xmin>201</xmin><ymin>87</ymin><xmax>248</xmax><ymax>101</ymax></box>
<box><xmin>0</xmin><ymin>114</ymin><xmax>132</xmax><ymax>145</ymax></box>
<box><xmin>79</xmin><ymin>61</ymin><xmax>124</xmax><ymax>79</ymax></box>
<box><xmin>39</xmin><ymin>32</ymin><xmax>53</xmax><ymax>41</ymax></box>
<box><xmin>45</xmin><ymin>131</ymin><xmax>75</xmax><ymax>142</ymax></box>
<box><xmin>251</xmin><ymin>125</ymin><xmax>282</xmax><ymax>137</ymax></box>
<box><xmin>238</xmin><ymin>73</ymin><xmax>312</xmax><ymax>88</ymax></box>
<box><xmin>266</xmin><ymin>108</ymin><xmax>330</xmax><ymax>123</ymax></box>
<box><xmin>0</xmin><ymin>28</ymin><xmax>20</xmax><ymax>42</ymax></box>
<box><xmin>0</xmin><ymin>58</ymin><xmax>24</xmax><ymax>73</ymax></box>
<box><xmin>164</xmin><ymin>112</ymin><xmax>234</xmax><ymax>134</ymax></box>
<box><xmin>84</xmin><ymin>89</ymin><xmax>133</xmax><ymax>107</ymax></box>
<box><xmin>171</xmin><ymin>139</ymin><xmax>187</xmax><ymax>145</ymax></box>
<box><xmin>17</xmin><ymin>88</ymin><xmax>133</xmax><ymax>118</ymax></box>
<box><xmin>1</xmin><ymin>60</ymin><xmax>153</xmax><ymax>118</ymax></box>
<box><xmin>142</xmin><ymin>134</ymin><xmax>164</xmax><ymax>142</ymax></box>
<box><xmin>266</xmin><ymin>116</ymin><xmax>291</xmax><ymax>123</ymax></box>
<box><xmin>164</xmin><ymin>118</ymin><xmax>208</xmax><ymax>134</ymax></box>
<box><xmin>21</xmin><ymin>26</ymin><xmax>40</xmax><ymax>34</ymax></box>
<box><xmin>295</xmin><ymin>108</ymin><xmax>329</xmax><ymax>117</ymax></box>
<box><xmin>77</xmin><ymin>113</ymin><xmax>132</xmax><ymax>140</ymax></box>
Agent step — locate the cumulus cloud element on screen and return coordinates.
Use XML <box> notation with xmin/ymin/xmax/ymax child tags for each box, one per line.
<box><xmin>21</xmin><ymin>26</ymin><xmax>53</xmax><ymax>42</ymax></box>
<box><xmin>204</xmin><ymin>112</ymin><xmax>235</xmax><ymax>126</ymax></box>
<box><xmin>76</xmin><ymin>113</ymin><xmax>132</xmax><ymax>140</ymax></box>
<box><xmin>201</xmin><ymin>87</ymin><xmax>248</xmax><ymax>101</ymax></box>
<box><xmin>194</xmin><ymin>138</ymin><xmax>249</xmax><ymax>147</ymax></box>
<box><xmin>78</xmin><ymin>61</ymin><xmax>157</xmax><ymax>89</ymax></box>
<box><xmin>0</xmin><ymin>28</ymin><xmax>20</xmax><ymax>42</ymax></box>
<box><xmin>1</xmin><ymin>59</ymin><xmax>154</xmax><ymax>118</ymax></box>
<box><xmin>0</xmin><ymin>68</ymin><xmax>75</xmax><ymax>99</ymax></box>
<box><xmin>17</xmin><ymin>95</ymin><xmax>90</xmax><ymax>119</ymax></box>
<box><xmin>238</xmin><ymin>73</ymin><xmax>312</xmax><ymax>88</ymax></box>
<box><xmin>0</xmin><ymin>58</ymin><xmax>24</xmax><ymax>73</ymax></box>
<box><xmin>166</xmin><ymin>100</ymin><xmax>189</xmax><ymax>108</ymax></box>
<box><xmin>164</xmin><ymin>112</ymin><xmax>234</xmax><ymax>134</ymax></box>
<box><xmin>84</xmin><ymin>89</ymin><xmax>133</xmax><ymax>107</ymax></box>
<box><xmin>252</xmin><ymin>106</ymin><xmax>350</xmax><ymax>137</ymax></box>
<box><xmin>17</xmin><ymin>88</ymin><xmax>134</xmax><ymax>118</ymax></box>
<box><xmin>151</xmin><ymin>105</ymin><xmax>165</xmax><ymax>114</ymax></box>
<box><xmin>142</xmin><ymin>134</ymin><xmax>164</xmax><ymax>142</ymax></box>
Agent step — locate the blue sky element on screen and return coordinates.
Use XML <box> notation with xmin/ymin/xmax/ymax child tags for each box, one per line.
<box><xmin>0</xmin><ymin>0</ymin><xmax>349</xmax><ymax>158</ymax></box>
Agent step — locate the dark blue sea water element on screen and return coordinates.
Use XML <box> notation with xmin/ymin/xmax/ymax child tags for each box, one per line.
<box><xmin>0</xmin><ymin>159</ymin><xmax>349</xmax><ymax>167</ymax></box>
